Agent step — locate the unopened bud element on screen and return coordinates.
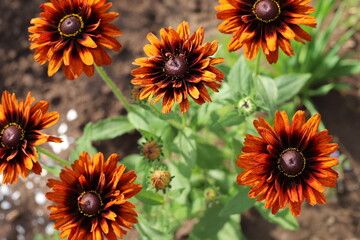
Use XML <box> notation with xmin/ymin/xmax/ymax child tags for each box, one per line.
<box><xmin>150</xmin><ymin>170</ymin><xmax>172</xmax><ymax>190</ymax></box>
<box><xmin>142</xmin><ymin>140</ymin><xmax>162</xmax><ymax>161</ymax></box>
<box><xmin>204</xmin><ymin>188</ymin><xmax>217</xmax><ymax>202</ymax></box>
<box><xmin>238</xmin><ymin>97</ymin><xmax>256</xmax><ymax>116</ymax></box>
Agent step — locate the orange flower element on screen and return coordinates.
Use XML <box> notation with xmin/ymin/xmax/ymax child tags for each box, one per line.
<box><xmin>236</xmin><ymin>111</ymin><xmax>338</xmax><ymax>216</ymax></box>
<box><xmin>29</xmin><ymin>0</ymin><xmax>122</xmax><ymax>80</ymax></box>
<box><xmin>215</xmin><ymin>0</ymin><xmax>316</xmax><ymax>63</ymax></box>
<box><xmin>46</xmin><ymin>152</ymin><xmax>142</xmax><ymax>240</ymax></box>
<box><xmin>0</xmin><ymin>91</ymin><xmax>61</xmax><ymax>184</ymax></box>
<box><xmin>131</xmin><ymin>21</ymin><xmax>224</xmax><ymax>113</ymax></box>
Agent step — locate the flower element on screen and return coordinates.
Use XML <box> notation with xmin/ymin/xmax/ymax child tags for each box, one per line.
<box><xmin>29</xmin><ymin>0</ymin><xmax>122</xmax><ymax>80</ymax></box>
<box><xmin>141</xmin><ymin>140</ymin><xmax>162</xmax><ymax>161</ymax></box>
<box><xmin>0</xmin><ymin>91</ymin><xmax>61</xmax><ymax>184</ymax></box>
<box><xmin>150</xmin><ymin>170</ymin><xmax>172</xmax><ymax>191</ymax></box>
<box><xmin>215</xmin><ymin>0</ymin><xmax>316</xmax><ymax>63</ymax></box>
<box><xmin>131</xmin><ymin>21</ymin><xmax>224</xmax><ymax>113</ymax></box>
<box><xmin>236</xmin><ymin>110</ymin><xmax>338</xmax><ymax>216</ymax></box>
<box><xmin>46</xmin><ymin>152</ymin><xmax>142</xmax><ymax>240</ymax></box>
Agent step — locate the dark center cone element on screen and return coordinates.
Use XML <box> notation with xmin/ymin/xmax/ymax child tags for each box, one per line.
<box><xmin>165</xmin><ymin>56</ymin><xmax>188</xmax><ymax>77</ymax></box>
<box><xmin>279</xmin><ymin>149</ymin><xmax>305</xmax><ymax>177</ymax></box>
<box><xmin>78</xmin><ymin>192</ymin><xmax>102</xmax><ymax>216</ymax></box>
<box><xmin>2</xmin><ymin>125</ymin><xmax>23</xmax><ymax>148</ymax></box>
<box><xmin>254</xmin><ymin>0</ymin><xmax>280</xmax><ymax>22</ymax></box>
<box><xmin>60</xmin><ymin>15</ymin><xmax>82</xmax><ymax>36</ymax></box>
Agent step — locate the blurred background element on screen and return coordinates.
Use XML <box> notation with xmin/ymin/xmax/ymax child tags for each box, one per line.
<box><xmin>0</xmin><ymin>0</ymin><xmax>359</xmax><ymax>239</ymax></box>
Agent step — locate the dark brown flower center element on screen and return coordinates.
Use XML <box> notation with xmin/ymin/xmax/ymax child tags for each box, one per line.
<box><xmin>1</xmin><ymin>123</ymin><xmax>24</xmax><ymax>148</ymax></box>
<box><xmin>164</xmin><ymin>55</ymin><xmax>188</xmax><ymax>78</ymax></box>
<box><xmin>58</xmin><ymin>14</ymin><xmax>84</xmax><ymax>37</ymax></box>
<box><xmin>278</xmin><ymin>149</ymin><xmax>306</xmax><ymax>177</ymax></box>
<box><xmin>253</xmin><ymin>0</ymin><xmax>281</xmax><ymax>23</ymax></box>
<box><xmin>78</xmin><ymin>191</ymin><xmax>103</xmax><ymax>217</ymax></box>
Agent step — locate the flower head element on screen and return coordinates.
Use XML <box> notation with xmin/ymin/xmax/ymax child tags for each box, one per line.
<box><xmin>131</xmin><ymin>21</ymin><xmax>224</xmax><ymax>113</ymax></box>
<box><xmin>141</xmin><ymin>140</ymin><xmax>162</xmax><ymax>161</ymax></box>
<box><xmin>46</xmin><ymin>152</ymin><xmax>142</xmax><ymax>240</ymax></box>
<box><xmin>215</xmin><ymin>0</ymin><xmax>316</xmax><ymax>63</ymax></box>
<box><xmin>29</xmin><ymin>0</ymin><xmax>122</xmax><ymax>80</ymax></box>
<box><xmin>150</xmin><ymin>170</ymin><xmax>172</xmax><ymax>192</ymax></box>
<box><xmin>0</xmin><ymin>91</ymin><xmax>61</xmax><ymax>184</ymax></box>
<box><xmin>236</xmin><ymin>110</ymin><xmax>338</xmax><ymax>216</ymax></box>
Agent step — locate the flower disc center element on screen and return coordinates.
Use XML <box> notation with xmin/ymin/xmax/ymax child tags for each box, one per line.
<box><xmin>165</xmin><ymin>56</ymin><xmax>188</xmax><ymax>78</ymax></box>
<box><xmin>278</xmin><ymin>149</ymin><xmax>305</xmax><ymax>177</ymax></box>
<box><xmin>58</xmin><ymin>14</ymin><xmax>84</xmax><ymax>37</ymax></box>
<box><xmin>1</xmin><ymin>124</ymin><xmax>24</xmax><ymax>148</ymax></box>
<box><xmin>253</xmin><ymin>0</ymin><xmax>281</xmax><ymax>23</ymax></box>
<box><xmin>78</xmin><ymin>191</ymin><xmax>103</xmax><ymax>217</ymax></box>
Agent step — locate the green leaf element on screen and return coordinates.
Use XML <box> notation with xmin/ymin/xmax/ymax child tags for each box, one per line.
<box><xmin>137</xmin><ymin>216</ymin><xmax>171</xmax><ymax>240</ymax></box>
<box><xmin>254</xmin><ymin>75</ymin><xmax>278</xmax><ymax>115</ymax></box>
<box><xmin>135</xmin><ymin>190</ymin><xmax>165</xmax><ymax>205</ymax></box>
<box><xmin>328</xmin><ymin>60</ymin><xmax>360</xmax><ymax>78</ymax></box>
<box><xmin>84</xmin><ymin>116</ymin><xmax>134</xmax><ymax>141</ymax></box>
<box><xmin>175</xmin><ymin>128</ymin><xmax>197</xmax><ymax>167</ymax></box>
<box><xmin>127</xmin><ymin>105</ymin><xmax>168</xmax><ymax>137</ymax></box>
<box><xmin>227</xmin><ymin>55</ymin><xmax>253</xmax><ymax>95</ymax></box>
<box><xmin>219</xmin><ymin>186</ymin><xmax>254</xmax><ymax>217</ymax></box>
<box><xmin>70</xmin><ymin>117</ymin><xmax>135</xmax><ymax>161</ymax></box>
<box><xmin>255</xmin><ymin>202</ymin><xmax>300</xmax><ymax>230</ymax></box>
<box><xmin>197</xmin><ymin>141</ymin><xmax>225</xmax><ymax>169</ymax></box>
<box><xmin>275</xmin><ymin>73</ymin><xmax>311</xmax><ymax>104</ymax></box>
<box><xmin>217</xmin><ymin>215</ymin><xmax>246</xmax><ymax>240</ymax></box>
<box><xmin>190</xmin><ymin>204</ymin><xmax>229</xmax><ymax>240</ymax></box>
<box><xmin>217</xmin><ymin>110</ymin><xmax>245</xmax><ymax>127</ymax></box>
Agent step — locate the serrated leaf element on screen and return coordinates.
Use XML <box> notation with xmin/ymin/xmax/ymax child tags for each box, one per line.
<box><xmin>197</xmin><ymin>142</ymin><xmax>225</xmax><ymax>169</ymax></box>
<box><xmin>127</xmin><ymin>105</ymin><xmax>168</xmax><ymax>137</ymax></box>
<box><xmin>85</xmin><ymin>116</ymin><xmax>135</xmax><ymax>141</ymax></box>
<box><xmin>275</xmin><ymin>73</ymin><xmax>311</xmax><ymax>104</ymax></box>
<box><xmin>217</xmin><ymin>110</ymin><xmax>244</xmax><ymax>127</ymax></box>
<box><xmin>175</xmin><ymin>128</ymin><xmax>197</xmax><ymax>167</ymax></box>
<box><xmin>254</xmin><ymin>75</ymin><xmax>278</xmax><ymax>115</ymax></box>
<box><xmin>137</xmin><ymin>216</ymin><xmax>171</xmax><ymax>240</ymax></box>
<box><xmin>227</xmin><ymin>55</ymin><xmax>253</xmax><ymax>95</ymax></box>
<box><xmin>135</xmin><ymin>190</ymin><xmax>165</xmax><ymax>205</ymax></box>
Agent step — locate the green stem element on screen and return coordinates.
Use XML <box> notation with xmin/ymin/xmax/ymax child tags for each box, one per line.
<box><xmin>95</xmin><ymin>65</ymin><xmax>131</xmax><ymax>112</ymax></box>
<box><xmin>167</xmin><ymin>119</ymin><xmax>184</xmax><ymax>130</ymax></box>
<box><xmin>181</xmin><ymin>113</ymin><xmax>187</xmax><ymax>127</ymax></box>
<box><xmin>254</xmin><ymin>52</ymin><xmax>262</xmax><ymax>76</ymax></box>
<box><xmin>42</xmin><ymin>165</ymin><xmax>60</xmax><ymax>176</ymax></box>
<box><xmin>36</xmin><ymin>147</ymin><xmax>71</xmax><ymax>166</ymax></box>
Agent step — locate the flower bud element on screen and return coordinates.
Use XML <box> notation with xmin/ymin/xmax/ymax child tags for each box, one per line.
<box><xmin>150</xmin><ymin>170</ymin><xmax>172</xmax><ymax>190</ymax></box>
<box><xmin>141</xmin><ymin>140</ymin><xmax>162</xmax><ymax>161</ymax></box>
<box><xmin>204</xmin><ymin>187</ymin><xmax>217</xmax><ymax>202</ymax></box>
<box><xmin>238</xmin><ymin>96</ymin><xmax>256</xmax><ymax>116</ymax></box>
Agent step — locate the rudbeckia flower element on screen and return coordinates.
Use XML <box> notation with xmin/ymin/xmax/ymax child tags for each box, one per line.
<box><xmin>0</xmin><ymin>91</ymin><xmax>61</xmax><ymax>184</ymax></box>
<box><xmin>237</xmin><ymin>111</ymin><xmax>338</xmax><ymax>216</ymax></box>
<box><xmin>29</xmin><ymin>0</ymin><xmax>122</xmax><ymax>80</ymax></box>
<box><xmin>131</xmin><ymin>21</ymin><xmax>224</xmax><ymax>113</ymax></box>
<box><xmin>215</xmin><ymin>0</ymin><xmax>316</xmax><ymax>63</ymax></box>
<box><xmin>46</xmin><ymin>152</ymin><xmax>142</xmax><ymax>240</ymax></box>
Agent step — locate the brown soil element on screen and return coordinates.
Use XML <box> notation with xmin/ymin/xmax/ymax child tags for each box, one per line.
<box><xmin>0</xmin><ymin>0</ymin><xmax>359</xmax><ymax>239</ymax></box>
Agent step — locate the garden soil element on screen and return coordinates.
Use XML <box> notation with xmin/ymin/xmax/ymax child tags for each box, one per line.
<box><xmin>0</xmin><ymin>0</ymin><xmax>359</xmax><ymax>239</ymax></box>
